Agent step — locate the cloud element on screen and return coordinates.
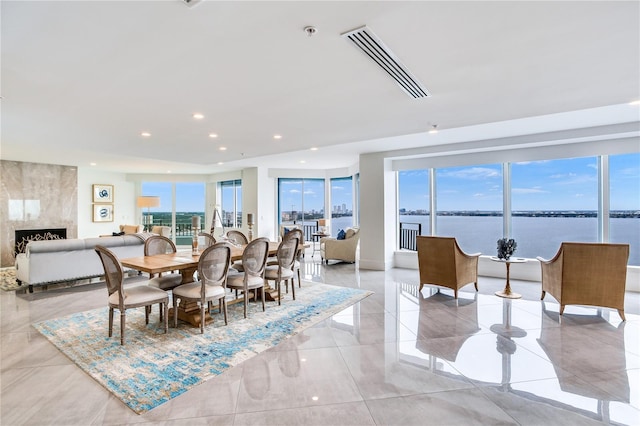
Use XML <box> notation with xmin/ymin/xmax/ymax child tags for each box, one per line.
<box><xmin>440</xmin><ymin>167</ymin><xmax>500</xmax><ymax>180</ymax></box>
<box><xmin>289</xmin><ymin>189</ymin><xmax>301</xmax><ymax>194</ymax></box>
<box><xmin>512</xmin><ymin>187</ymin><xmax>548</xmax><ymax>194</ymax></box>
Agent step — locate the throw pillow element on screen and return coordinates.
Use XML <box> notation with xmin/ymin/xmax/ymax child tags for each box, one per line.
<box><xmin>284</xmin><ymin>227</ymin><xmax>292</xmax><ymax>235</ymax></box>
<box><xmin>337</xmin><ymin>229</ymin><xmax>346</xmax><ymax>240</ymax></box>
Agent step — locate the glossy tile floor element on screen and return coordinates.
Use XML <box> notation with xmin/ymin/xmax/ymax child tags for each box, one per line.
<box><xmin>2</xmin><ymin>251</ymin><xmax>640</xmax><ymax>425</ymax></box>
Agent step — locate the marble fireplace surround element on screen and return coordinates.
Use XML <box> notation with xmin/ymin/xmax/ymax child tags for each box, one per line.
<box><xmin>0</xmin><ymin>161</ymin><xmax>78</xmax><ymax>268</ymax></box>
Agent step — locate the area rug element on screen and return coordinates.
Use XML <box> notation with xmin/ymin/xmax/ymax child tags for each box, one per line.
<box><xmin>0</xmin><ymin>267</ymin><xmax>21</xmax><ymax>292</ymax></box>
<box><xmin>33</xmin><ymin>282</ymin><xmax>372</xmax><ymax>414</ymax></box>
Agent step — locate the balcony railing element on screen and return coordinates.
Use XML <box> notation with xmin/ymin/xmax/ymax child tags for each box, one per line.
<box><xmin>399</xmin><ymin>222</ymin><xmax>422</xmax><ymax>251</ymax></box>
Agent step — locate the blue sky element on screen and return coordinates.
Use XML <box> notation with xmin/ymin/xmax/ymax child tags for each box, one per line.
<box><xmin>399</xmin><ymin>153</ymin><xmax>639</xmax><ymax>211</ymax></box>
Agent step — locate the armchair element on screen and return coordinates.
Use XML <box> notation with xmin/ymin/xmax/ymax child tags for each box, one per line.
<box><xmin>416</xmin><ymin>236</ymin><xmax>480</xmax><ymax>299</ymax></box>
<box><xmin>538</xmin><ymin>242</ymin><xmax>629</xmax><ymax>321</ymax></box>
<box><xmin>320</xmin><ymin>227</ymin><xmax>360</xmax><ymax>264</ymax></box>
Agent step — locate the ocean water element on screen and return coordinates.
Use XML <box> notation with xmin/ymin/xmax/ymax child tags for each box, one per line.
<box><xmin>400</xmin><ymin>215</ymin><xmax>640</xmax><ymax>266</ymax></box>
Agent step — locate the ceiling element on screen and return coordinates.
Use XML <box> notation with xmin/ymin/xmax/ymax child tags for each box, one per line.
<box><xmin>1</xmin><ymin>1</ymin><xmax>639</xmax><ymax>174</ymax></box>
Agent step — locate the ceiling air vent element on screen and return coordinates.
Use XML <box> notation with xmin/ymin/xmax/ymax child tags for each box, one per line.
<box><xmin>182</xmin><ymin>0</ymin><xmax>203</xmax><ymax>8</ymax></box>
<box><xmin>342</xmin><ymin>25</ymin><xmax>430</xmax><ymax>99</ymax></box>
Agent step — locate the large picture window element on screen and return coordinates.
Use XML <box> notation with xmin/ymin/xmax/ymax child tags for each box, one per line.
<box><xmin>330</xmin><ymin>176</ymin><xmax>353</xmax><ymax>237</ymax></box>
<box><xmin>511</xmin><ymin>157</ymin><xmax>598</xmax><ymax>259</ymax></box>
<box><xmin>220</xmin><ymin>180</ymin><xmax>242</xmax><ymax>228</ymax></box>
<box><xmin>278</xmin><ymin>178</ymin><xmax>325</xmax><ymax>239</ymax></box>
<box><xmin>398</xmin><ymin>170</ymin><xmax>430</xmax><ymax>250</ymax></box>
<box><xmin>610</xmin><ymin>153</ymin><xmax>640</xmax><ymax>265</ymax></box>
<box><xmin>436</xmin><ymin>164</ymin><xmax>503</xmax><ymax>255</ymax></box>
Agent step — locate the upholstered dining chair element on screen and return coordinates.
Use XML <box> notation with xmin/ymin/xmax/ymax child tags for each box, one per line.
<box><xmin>268</xmin><ymin>228</ymin><xmax>303</xmax><ymax>291</ymax></box>
<box><xmin>198</xmin><ymin>232</ymin><xmax>217</xmax><ymax>250</ymax></box>
<box><xmin>538</xmin><ymin>242</ymin><xmax>629</xmax><ymax>321</ymax></box>
<box><xmin>172</xmin><ymin>242</ymin><xmax>231</xmax><ymax>333</ymax></box>
<box><xmin>226</xmin><ymin>237</ymin><xmax>269</xmax><ymax>318</ymax></box>
<box><xmin>265</xmin><ymin>236</ymin><xmax>299</xmax><ymax>305</ymax></box>
<box><xmin>94</xmin><ymin>245</ymin><xmax>169</xmax><ymax>345</ymax></box>
<box><xmin>416</xmin><ymin>236</ymin><xmax>481</xmax><ymax>299</ymax></box>
<box><xmin>227</xmin><ymin>230</ymin><xmax>249</xmax><ymax>272</ymax></box>
<box><xmin>144</xmin><ymin>235</ymin><xmax>183</xmax><ymax>292</ymax></box>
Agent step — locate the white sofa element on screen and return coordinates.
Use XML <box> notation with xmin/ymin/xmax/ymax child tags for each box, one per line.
<box><xmin>15</xmin><ymin>234</ymin><xmax>147</xmax><ymax>292</ymax></box>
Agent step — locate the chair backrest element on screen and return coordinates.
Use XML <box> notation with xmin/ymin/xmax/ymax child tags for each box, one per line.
<box><xmin>276</xmin><ymin>236</ymin><xmax>299</xmax><ymax>270</ymax></box>
<box><xmin>241</xmin><ymin>237</ymin><xmax>270</xmax><ymax>278</ymax></box>
<box><xmin>94</xmin><ymin>245</ymin><xmax>124</xmax><ymax>303</ymax></box>
<box><xmin>283</xmin><ymin>227</ymin><xmax>303</xmax><ymax>243</ymax></box>
<box><xmin>416</xmin><ymin>236</ymin><xmax>459</xmax><ymax>286</ymax></box>
<box><xmin>144</xmin><ymin>235</ymin><xmax>177</xmax><ymax>256</ymax></box>
<box><xmin>226</xmin><ymin>230</ymin><xmax>249</xmax><ymax>245</ymax></box>
<box><xmin>560</xmin><ymin>242</ymin><xmax>629</xmax><ymax>292</ymax></box>
<box><xmin>280</xmin><ymin>224</ymin><xmax>302</xmax><ymax>240</ymax></box>
<box><xmin>198</xmin><ymin>242</ymin><xmax>231</xmax><ymax>289</ymax></box>
<box><xmin>198</xmin><ymin>232</ymin><xmax>217</xmax><ymax>249</ymax></box>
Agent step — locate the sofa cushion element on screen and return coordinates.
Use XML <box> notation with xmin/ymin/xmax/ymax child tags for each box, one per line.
<box><xmin>27</xmin><ymin>239</ymin><xmax>85</xmax><ymax>254</ymax></box>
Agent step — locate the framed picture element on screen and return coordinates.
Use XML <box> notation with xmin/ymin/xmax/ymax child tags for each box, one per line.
<box><xmin>93</xmin><ymin>204</ymin><xmax>114</xmax><ymax>222</ymax></box>
<box><xmin>93</xmin><ymin>184</ymin><xmax>114</xmax><ymax>203</ymax></box>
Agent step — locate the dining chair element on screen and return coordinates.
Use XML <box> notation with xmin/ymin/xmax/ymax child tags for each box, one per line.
<box><xmin>144</xmin><ymin>235</ymin><xmax>183</xmax><ymax>292</ymax></box>
<box><xmin>198</xmin><ymin>231</ymin><xmax>217</xmax><ymax>250</ymax></box>
<box><xmin>94</xmin><ymin>245</ymin><xmax>169</xmax><ymax>345</ymax></box>
<box><xmin>227</xmin><ymin>230</ymin><xmax>249</xmax><ymax>272</ymax></box>
<box><xmin>172</xmin><ymin>242</ymin><xmax>231</xmax><ymax>333</ymax></box>
<box><xmin>226</xmin><ymin>237</ymin><xmax>269</xmax><ymax>318</ymax></box>
<box><xmin>264</xmin><ymin>236</ymin><xmax>299</xmax><ymax>305</ymax></box>
<box><xmin>268</xmin><ymin>228</ymin><xmax>303</xmax><ymax>291</ymax></box>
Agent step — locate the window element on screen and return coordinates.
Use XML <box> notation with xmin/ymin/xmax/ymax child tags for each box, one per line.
<box><xmin>436</xmin><ymin>164</ymin><xmax>503</xmax><ymax>255</ymax></box>
<box><xmin>220</xmin><ymin>180</ymin><xmax>242</xmax><ymax>228</ymax></box>
<box><xmin>511</xmin><ymin>157</ymin><xmax>598</xmax><ymax>259</ymax></box>
<box><xmin>141</xmin><ymin>182</ymin><xmax>171</xmax><ymax>230</ymax></box>
<box><xmin>175</xmin><ymin>182</ymin><xmax>205</xmax><ymax>246</ymax></box>
<box><xmin>398</xmin><ymin>170</ymin><xmax>430</xmax><ymax>250</ymax></box>
<box><xmin>278</xmin><ymin>178</ymin><xmax>325</xmax><ymax>239</ymax></box>
<box><xmin>330</xmin><ymin>176</ymin><xmax>353</xmax><ymax>237</ymax></box>
<box><xmin>610</xmin><ymin>153</ymin><xmax>640</xmax><ymax>266</ymax></box>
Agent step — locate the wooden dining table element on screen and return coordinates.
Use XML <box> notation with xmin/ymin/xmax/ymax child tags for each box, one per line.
<box><xmin>120</xmin><ymin>241</ymin><xmax>282</xmax><ymax>327</ymax></box>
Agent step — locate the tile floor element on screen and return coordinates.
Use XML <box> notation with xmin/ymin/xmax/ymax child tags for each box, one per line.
<box><xmin>1</xmin><ymin>251</ymin><xmax>639</xmax><ymax>425</ymax></box>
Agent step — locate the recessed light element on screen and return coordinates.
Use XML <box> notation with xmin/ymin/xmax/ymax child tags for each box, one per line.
<box><xmin>273</xmin><ymin>134</ymin><xmax>282</xmax><ymax>140</ymax></box>
<box><xmin>310</xmin><ymin>147</ymin><xmax>318</xmax><ymax>151</ymax></box>
<box><xmin>630</xmin><ymin>100</ymin><xmax>640</xmax><ymax>106</ymax></box>
<box><xmin>193</xmin><ymin>113</ymin><xmax>204</xmax><ymax>120</ymax></box>
<box><xmin>428</xmin><ymin>124</ymin><xmax>438</xmax><ymax>134</ymax></box>
<box><xmin>311</xmin><ymin>396</ymin><xmax>319</xmax><ymax>401</ymax></box>
<box><xmin>209</xmin><ymin>133</ymin><xmax>218</xmax><ymax>138</ymax></box>
<box><xmin>299</xmin><ymin>160</ymin><xmax>306</xmax><ymax>164</ymax></box>
<box><xmin>167</xmin><ymin>170</ymin><xmax>172</xmax><ymax>173</ymax></box>
<box><xmin>141</xmin><ymin>132</ymin><xmax>151</xmax><ymax>137</ymax></box>
<box><xmin>217</xmin><ymin>162</ymin><xmax>224</xmax><ymax>165</ymax></box>
<box><xmin>219</xmin><ymin>146</ymin><xmax>227</xmax><ymax>151</ymax></box>
<box><xmin>90</xmin><ymin>162</ymin><xmax>97</xmax><ymax>166</ymax></box>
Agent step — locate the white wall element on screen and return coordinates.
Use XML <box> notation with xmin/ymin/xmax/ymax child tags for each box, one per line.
<box><xmin>77</xmin><ymin>167</ymin><xmax>135</xmax><ymax>238</ymax></box>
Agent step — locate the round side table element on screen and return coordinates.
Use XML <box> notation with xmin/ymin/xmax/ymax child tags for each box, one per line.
<box><xmin>490</xmin><ymin>256</ymin><xmax>527</xmax><ymax>299</ymax></box>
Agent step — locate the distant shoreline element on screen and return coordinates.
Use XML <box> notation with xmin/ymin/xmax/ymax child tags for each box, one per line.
<box><xmin>400</xmin><ymin>211</ymin><xmax>639</xmax><ymax>218</ymax></box>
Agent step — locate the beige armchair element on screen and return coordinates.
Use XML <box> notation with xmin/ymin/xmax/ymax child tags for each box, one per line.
<box><xmin>151</xmin><ymin>226</ymin><xmax>171</xmax><ymax>237</ymax></box>
<box><xmin>320</xmin><ymin>227</ymin><xmax>360</xmax><ymax>264</ymax></box>
<box><xmin>416</xmin><ymin>236</ymin><xmax>480</xmax><ymax>299</ymax></box>
<box><xmin>538</xmin><ymin>242</ymin><xmax>629</xmax><ymax>321</ymax></box>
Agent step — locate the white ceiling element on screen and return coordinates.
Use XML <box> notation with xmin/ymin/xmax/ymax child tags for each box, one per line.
<box><xmin>1</xmin><ymin>1</ymin><xmax>639</xmax><ymax>174</ymax></box>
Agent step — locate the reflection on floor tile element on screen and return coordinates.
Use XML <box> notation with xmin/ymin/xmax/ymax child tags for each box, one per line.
<box><xmin>2</xmin><ymin>252</ymin><xmax>639</xmax><ymax>425</ymax></box>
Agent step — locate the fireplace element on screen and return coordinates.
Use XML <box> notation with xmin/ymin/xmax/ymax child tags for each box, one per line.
<box><xmin>14</xmin><ymin>228</ymin><xmax>67</xmax><ymax>258</ymax></box>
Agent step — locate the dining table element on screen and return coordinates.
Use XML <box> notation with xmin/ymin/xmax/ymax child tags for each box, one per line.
<box><xmin>121</xmin><ymin>241</ymin><xmax>282</xmax><ymax>327</ymax></box>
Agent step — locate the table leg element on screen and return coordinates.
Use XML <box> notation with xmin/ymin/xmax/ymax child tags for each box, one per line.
<box><xmin>495</xmin><ymin>262</ymin><xmax>522</xmax><ymax>299</ymax></box>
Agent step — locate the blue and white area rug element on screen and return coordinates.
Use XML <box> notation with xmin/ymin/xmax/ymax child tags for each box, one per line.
<box><xmin>33</xmin><ymin>282</ymin><xmax>371</xmax><ymax>414</ymax></box>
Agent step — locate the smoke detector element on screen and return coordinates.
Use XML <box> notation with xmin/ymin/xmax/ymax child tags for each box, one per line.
<box><xmin>304</xmin><ymin>26</ymin><xmax>318</xmax><ymax>37</ymax></box>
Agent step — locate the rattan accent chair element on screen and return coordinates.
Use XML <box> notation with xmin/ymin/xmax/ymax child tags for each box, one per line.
<box><xmin>172</xmin><ymin>242</ymin><xmax>232</xmax><ymax>333</ymax></box>
<box><xmin>94</xmin><ymin>245</ymin><xmax>169</xmax><ymax>345</ymax></box>
<box><xmin>144</xmin><ymin>235</ymin><xmax>183</xmax><ymax>291</ymax></box>
<box><xmin>226</xmin><ymin>237</ymin><xmax>270</xmax><ymax>318</ymax></box>
<box><xmin>537</xmin><ymin>242</ymin><xmax>629</xmax><ymax>321</ymax></box>
<box><xmin>416</xmin><ymin>236</ymin><xmax>481</xmax><ymax>299</ymax></box>
<box><xmin>265</xmin><ymin>236</ymin><xmax>299</xmax><ymax>305</ymax></box>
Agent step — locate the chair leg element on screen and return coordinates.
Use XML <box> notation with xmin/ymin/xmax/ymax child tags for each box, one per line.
<box><xmin>163</xmin><ymin>302</ymin><xmax>168</xmax><ymax>333</ymax></box>
<box><xmin>158</xmin><ymin>302</ymin><xmax>164</xmax><ymax>322</ymax></box>
<box><xmin>120</xmin><ymin>311</ymin><xmax>126</xmax><ymax>346</ymax></box>
<box><xmin>454</xmin><ymin>289</ymin><xmax>458</xmax><ymax>299</ymax></box>
<box><xmin>222</xmin><ymin>298</ymin><xmax>228</xmax><ymax>325</ymax></box>
<box><xmin>618</xmin><ymin>309</ymin><xmax>626</xmax><ymax>321</ymax></box>
<box><xmin>243</xmin><ymin>291</ymin><xmax>248</xmax><ymax>318</ymax></box>
<box><xmin>419</xmin><ymin>283</ymin><xmax>424</xmax><ymax>292</ymax></box>
<box><xmin>297</xmin><ymin>269</ymin><xmax>301</xmax><ymax>288</ymax></box>
<box><xmin>108</xmin><ymin>307</ymin><xmax>114</xmax><ymax>338</ymax></box>
<box><xmin>291</xmin><ymin>278</ymin><xmax>296</xmax><ymax>301</ymax></box>
<box><xmin>200</xmin><ymin>305</ymin><xmax>205</xmax><ymax>334</ymax></box>
<box><xmin>474</xmin><ymin>282</ymin><xmax>478</xmax><ymax>291</ymax></box>
<box><xmin>277</xmin><ymin>280</ymin><xmax>282</xmax><ymax>306</ymax></box>
<box><xmin>261</xmin><ymin>287</ymin><xmax>265</xmax><ymax>311</ymax></box>
<box><xmin>560</xmin><ymin>305</ymin><xmax>565</xmax><ymax>315</ymax></box>
<box><xmin>145</xmin><ymin>305</ymin><xmax>150</xmax><ymax>324</ymax></box>
<box><xmin>173</xmin><ymin>298</ymin><xmax>179</xmax><ymax>328</ymax></box>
